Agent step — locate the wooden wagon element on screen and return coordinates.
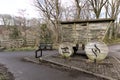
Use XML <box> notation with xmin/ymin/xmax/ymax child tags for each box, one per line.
<box><xmin>59</xmin><ymin>18</ymin><xmax>115</xmax><ymax>59</ymax></box>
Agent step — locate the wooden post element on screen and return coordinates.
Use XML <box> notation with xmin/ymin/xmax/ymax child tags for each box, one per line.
<box><xmin>109</xmin><ymin>22</ymin><xmax>113</xmax><ymax>39</ymax></box>
<box><xmin>87</xmin><ymin>22</ymin><xmax>89</xmax><ymax>43</ymax></box>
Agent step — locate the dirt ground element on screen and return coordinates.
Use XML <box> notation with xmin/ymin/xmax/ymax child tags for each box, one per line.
<box><xmin>0</xmin><ymin>64</ymin><xmax>14</xmax><ymax>80</ymax></box>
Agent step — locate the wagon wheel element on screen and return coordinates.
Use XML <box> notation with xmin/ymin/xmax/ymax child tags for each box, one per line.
<box><xmin>85</xmin><ymin>41</ymin><xmax>108</xmax><ymax>62</ymax></box>
<box><xmin>59</xmin><ymin>42</ymin><xmax>74</xmax><ymax>58</ymax></box>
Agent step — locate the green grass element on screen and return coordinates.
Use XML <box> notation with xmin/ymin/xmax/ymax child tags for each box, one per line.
<box><xmin>103</xmin><ymin>38</ymin><xmax>120</xmax><ymax>45</ymax></box>
<box><xmin>5</xmin><ymin>47</ymin><xmax>37</xmax><ymax>52</ymax></box>
<box><xmin>3</xmin><ymin>38</ymin><xmax>120</xmax><ymax>52</ymax></box>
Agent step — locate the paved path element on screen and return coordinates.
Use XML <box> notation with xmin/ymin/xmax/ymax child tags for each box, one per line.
<box><xmin>0</xmin><ymin>51</ymin><xmax>100</xmax><ymax>80</ymax></box>
<box><xmin>109</xmin><ymin>44</ymin><xmax>120</xmax><ymax>58</ymax></box>
<box><xmin>39</xmin><ymin>54</ymin><xmax>120</xmax><ymax>80</ymax></box>
<box><xmin>24</xmin><ymin>44</ymin><xmax>120</xmax><ymax>80</ymax></box>
<box><xmin>0</xmin><ymin>44</ymin><xmax>119</xmax><ymax>80</ymax></box>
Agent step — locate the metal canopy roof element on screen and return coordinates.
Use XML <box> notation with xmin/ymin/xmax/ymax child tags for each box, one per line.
<box><xmin>60</xmin><ymin>18</ymin><xmax>115</xmax><ymax>24</ymax></box>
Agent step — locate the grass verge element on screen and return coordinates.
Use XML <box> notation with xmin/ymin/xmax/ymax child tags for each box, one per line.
<box><xmin>5</xmin><ymin>47</ymin><xmax>37</xmax><ymax>52</ymax></box>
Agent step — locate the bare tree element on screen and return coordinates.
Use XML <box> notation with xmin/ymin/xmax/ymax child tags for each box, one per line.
<box><xmin>105</xmin><ymin>0</ymin><xmax>120</xmax><ymax>19</ymax></box>
<box><xmin>88</xmin><ymin>0</ymin><xmax>107</xmax><ymax>19</ymax></box>
<box><xmin>0</xmin><ymin>14</ymin><xmax>12</xmax><ymax>26</ymax></box>
<box><xmin>27</xmin><ymin>18</ymin><xmax>40</xmax><ymax>27</ymax></box>
<box><xmin>17</xmin><ymin>9</ymin><xmax>27</xmax><ymax>27</ymax></box>
<box><xmin>104</xmin><ymin>0</ymin><xmax>120</xmax><ymax>39</ymax></box>
<box><xmin>61</xmin><ymin>6</ymin><xmax>76</xmax><ymax>21</ymax></box>
<box><xmin>17</xmin><ymin>9</ymin><xmax>28</xmax><ymax>46</ymax></box>
<box><xmin>74</xmin><ymin>0</ymin><xmax>86</xmax><ymax>20</ymax></box>
<box><xmin>74</xmin><ymin>0</ymin><xmax>81</xmax><ymax>20</ymax></box>
<box><xmin>104</xmin><ymin>0</ymin><xmax>109</xmax><ymax>18</ymax></box>
<box><xmin>34</xmin><ymin>0</ymin><xmax>61</xmax><ymax>42</ymax></box>
<box><xmin>80</xmin><ymin>0</ymin><xmax>93</xmax><ymax>20</ymax></box>
<box><xmin>13</xmin><ymin>16</ymin><xmax>24</xmax><ymax>26</ymax></box>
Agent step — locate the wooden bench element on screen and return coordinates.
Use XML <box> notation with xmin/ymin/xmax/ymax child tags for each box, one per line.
<box><xmin>35</xmin><ymin>43</ymin><xmax>53</xmax><ymax>58</ymax></box>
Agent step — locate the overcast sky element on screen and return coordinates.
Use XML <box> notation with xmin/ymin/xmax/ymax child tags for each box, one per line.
<box><xmin>0</xmin><ymin>0</ymin><xmax>73</xmax><ymax>18</ymax></box>
<box><xmin>0</xmin><ymin>0</ymin><xmax>39</xmax><ymax>18</ymax></box>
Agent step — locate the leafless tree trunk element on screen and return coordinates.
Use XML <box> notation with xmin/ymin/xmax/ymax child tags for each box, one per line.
<box><xmin>17</xmin><ymin>9</ymin><xmax>27</xmax><ymax>46</ymax></box>
<box><xmin>74</xmin><ymin>0</ymin><xmax>81</xmax><ymax>20</ymax></box>
<box><xmin>34</xmin><ymin>0</ymin><xmax>61</xmax><ymax>43</ymax></box>
<box><xmin>105</xmin><ymin>0</ymin><xmax>120</xmax><ymax>19</ymax></box>
<box><xmin>61</xmin><ymin>7</ymin><xmax>70</xmax><ymax>21</ymax></box>
<box><xmin>104</xmin><ymin>0</ymin><xmax>120</xmax><ymax>39</ymax></box>
<box><xmin>74</xmin><ymin>0</ymin><xmax>86</xmax><ymax>20</ymax></box>
<box><xmin>88</xmin><ymin>0</ymin><xmax>107</xmax><ymax>19</ymax></box>
<box><xmin>80</xmin><ymin>0</ymin><xmax>93</xmax><ymax>20</ymax></box>
<box><xmin>0</xmin><ymin>14</ymin><xmax>12</xmax><ymax>26</ymax></box>
<box><xmin>104</xmin><ymin>0</ymin><xmax>109</xmax><ymax>18</ymax></box>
